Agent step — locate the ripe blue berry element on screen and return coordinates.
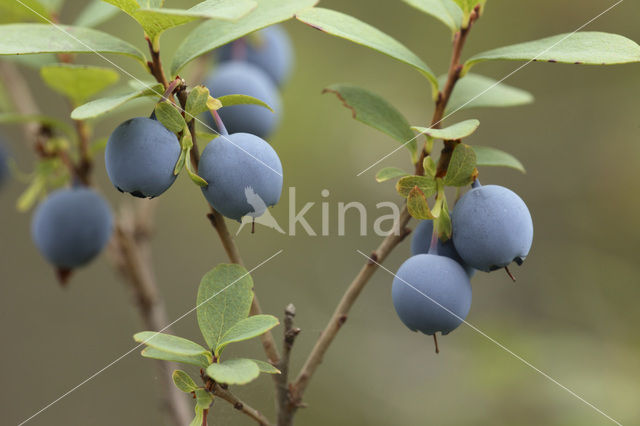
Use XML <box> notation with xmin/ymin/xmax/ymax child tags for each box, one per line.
<box><xmin>199</xmin><ymin>133</ymin><xmax>283</xmax><ymax>221</ymax></box>
<box><xmin>204</xmin><ymin>61</ymin><xmax>281</xmax><ymax>138</ymax></box>
<box><xmin>411</xmin><ymin>219</ymin><xmax>475</xmax><ymax>277</ymax></box>
<box><xmin>31</xmin><ymin>187</ymin><xmax>113</xmax><ymax>269</ymax></box>
<box><xmin>392</xmin><ymin>254</ymin><xmax>472</xmax><ymax>335</ymax></box>
<box><xmin>452</xmin><ymin>184</ymin><xmax>533</xmax><ymax>272</ymax></box>
<box><xmin>216</xmin><ymin>25</ymin><xmax>294</xmax><ymax>86</ymax></box>
<box><xmin>105</xmin><ymin>117</ymin><xmax>180</xmax><ymax>198</ymax></box>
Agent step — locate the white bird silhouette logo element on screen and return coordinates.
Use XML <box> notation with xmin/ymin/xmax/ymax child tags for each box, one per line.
<box><xmin>236</xmin><ymin>187</ymin><xmax>285</xmax><ymax>235</ymax></box>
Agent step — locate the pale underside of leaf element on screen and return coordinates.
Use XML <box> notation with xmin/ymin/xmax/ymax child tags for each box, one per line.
<box><xmin>465</xmin><ymin>32</ymin><xmax>640</xmax><ymax>72</ymax></box>
<box><xmin>402</xmin><ymin>0</ymin><xmax>462</xmax><ymax>33</ymax></box>
<box><xmin>70</xmin><ymin>83</ymin><xmax>163</xmax><ymax>120</ymax></box>
<box><xmin>0</xmin><ymin>24</ymin><xmax>147</xmax><ymax>66</ymax></box>
<box><xmin>440</xmin><ymin>73</ymin><xmax>534</xmax><ymax>113</ymax></box>
<box><xmin>472</xmin><ymin>145</ymin><xmax>525</xmax><ymax>173</ymax></box>
<box><xmin>412</xmin><ymin>119</ymin><xmax>479</xmax><ymax>141</ymax></box>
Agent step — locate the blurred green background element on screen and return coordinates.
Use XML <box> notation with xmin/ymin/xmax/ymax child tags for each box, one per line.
<box><xmin>1</xmin><ymin>0</ymin><xmax>639</xmax><ymax>425</ymax></box>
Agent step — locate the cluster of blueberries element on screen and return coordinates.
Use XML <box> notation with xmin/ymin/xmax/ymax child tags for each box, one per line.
<box><xmin>30</xmin><ymin>26</ymin><xmax>294</xmax><ymax>279</ymax></box>
<box><xmin>392</xmin><ymin>183</ymin><xmax>533</xmax><ymax>343</ymax></box>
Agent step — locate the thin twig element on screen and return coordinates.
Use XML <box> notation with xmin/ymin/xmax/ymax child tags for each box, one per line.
<box><xmin>285</xmin><ymin>9</ymin><xmax>481</xmax><ymax>423</ymax></box>
<box><xmin>276</xmin><ymin>304</ymin><xmax>301</xmax><ymax>426</ymax></box>
<box><xmin>213</xmin><ymin>385</ymin><xmax>272</xmax><ymax>426</ymax></box>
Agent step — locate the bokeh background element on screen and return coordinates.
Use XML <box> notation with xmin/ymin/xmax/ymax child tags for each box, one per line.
<box><xmin>1</xmin><ymin>0</ymin><xmax>639</xmax><ymax>425</ymax></box>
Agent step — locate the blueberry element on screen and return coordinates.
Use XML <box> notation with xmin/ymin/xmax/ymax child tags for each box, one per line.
<box><xmin>216</xmin><ymin>25</ymin><xmax>294</xmax><ymax>86</ymax></box>
<box><xmin>411</xmin><ymin>219</ymin><xmax>475</xmax><ymax>277</ymax></box>
<box><xmin>204</xmin><ymin>61</ymin><xmax>281</xmax><ymax>138</ymax></box>
<box><xmin>105</xmin><ymin>117</ymin><xmax>180</xmax><ymax>198</ymax></box>
<box><xmin>452</xmin><ymin>184</ymin><xmax>533</xmax><ymax>272</ymax></box>
<box><xmin>392</xmin><ymin>254</ymin><xmax>472</xmax><ymax>335</ymax></box>
<box><xmin>31</xmin><ymin>187</ymin><xmax>113</xmax><ymax>269</ymax></box>
<box><xmin>199</xmin><ymin>133</ymin><xmax>283</xmax><ymax>221</ymax></box>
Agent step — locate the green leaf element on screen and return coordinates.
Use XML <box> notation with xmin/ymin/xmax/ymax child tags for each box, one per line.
<box><xmin>0</xmin><ymin>53</ymin><xmax>57</xmax><ymax>69</ymax></box>
<box><xmin>71</xmin><ymin>83</ymin><xmax>163</xmax><ymax>120</ymax></box>
<box><xmin>154</xmin><ymin>101</ymin><xmax>186</xmax><ymax>133</ymax></box>
<box><xmin>194</xmin><ymin>389</ymin><xmax>214</xmax><ymax>410</ymax></box>
<box><xmin>0</xmin><ymin>24</ymin><xmax>147</xmax><ymax>66</ymax></box>
<box><xmin>185</xmin><ymin>86</ymin><xmax>212</xmax><ymax>118</ymax></box>
<box><xmin>472</xmin><ymin>145</ymin><xmax>525</xmax><ymax>173</ymax></box>
<box><xmin>434</xmin><ymin>194</ymin><xmax>452</xmax><ymax>240</ymax></box>
<box><xmin>396</xmin><ymin>175</ymin><xmax>437</xmax><ymax>198</ymax></box>
<box><xmin>451</xmin><ymin>0</ymin><xmax>485</xmax><ymax>27</ymax></box>
<box><xmin>443</xmin><ymin>143</ymin><xmax>476</xmax><ymax>186</ymax></box>
<box><xmin>206</xmin><ymin>358</ymin><xmax>260</xmax><ymax>385</ymax></box>
<box><xmin>251</xmin><ymin>359</ymin><xmax>281</xmax><ymax>374</ymax></box>
<box><xmin>441</xmin><ymin>73</ymin><xmax>534</xmax><ymax>113</ymax></box>
<box><xmin>412</xmin><ymin>119</ymin><xmax>479</xmax><ymax>141</ymax></box>
<box><xmin>323</xmin><ymin>84</ymin><xmax>417</xmax><ymax>161</ymax></box>
<box><xmin>423</xmin><ymin>157</ymin><xmax>437</xmax><ymax>178</ymax></box>
<box><xmin>140</xmin><ymin>347</ymin><xmax>211</xmax><ymax>368</ymax></box>
<box><xmin>134</xmin><ymin>331</ymin><xmax>209</xmax><ymax>356</ymax></box>
<box><xmin>215</xmin><ymin>315</ymin><xmax>279</xmax><ymax>356</ymax></box>
<box><xmin>465</xmin><ymin>32</ymin><xmax>640</xmax><ymax>72</ymax></box>
<box><xmin>190</xmin><ymin>407</ymin><xmax>204</xmax><ymax>426</ymax></box>
<box><xmin>296</xmin><ymin>8</ymin><xmax>437</xmax><ymax>90</ymax></box>
<box><xmin>197</xmin><ymin>264</ymin><xmax>254</xmax><ymax>350</ymax></box>
<box><xmin>74</xmin><ymin>0</ymin><xmax>121</xmax><ymax>28</ymax></box>
<box><xmin>218</xmin><ymin>94</ymin><xmax>273</xmax><ymax>112</ymax></box>
<box><xmin>40</xmin><ymin>64</ymin><xmax>120</xmax><ymax>106</ymax></box>
<box><xmin>0</xmin><ymin>113</ymin><xmax>75</xmax><ymax>138</ymax></box>
<box><xmin>402</xmin><ymin>0</ymin><xmax>462</xmax><ymax>33</ymax></box>
<box><xmin>407</xmin><ymin>186</ymin><xmax>434</xmax><ymax>220</ymax></box>
<box><xmin>109</xmin><ymin>0</ymin><xmax>258</xmax><ymax>47</ymax></box>
<box><xmin>375</xmin><ymin>167</ymin><xmax>409</xmax><ymax>183</ymax></box>
<box><xmin>172</xmin><ymin>370</ymin><xmax>199</xmax><ymax>393</ymax></box>
<box><xmin>171</xmin><ymin>0</ymin><xmax>318</xmax><ymax>75</ymax></box>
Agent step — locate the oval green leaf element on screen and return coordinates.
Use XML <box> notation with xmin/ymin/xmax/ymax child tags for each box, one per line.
<box><xmin>324</xmin><ymin>84</ymin><xmax>417</xmax><ymax>161</ymax></box>
<box><xmin>296</xmin><ymin>8</ymin><xmax>437</xmax><ymax>90</ymax></box>
<box><xmin>134</xmin><ymin>331</ymin><xmax>209</xmax><ymax>356</ymax></box>
<box><xmin>396</xmin><ymin>175</ymin><xmax>437</xmax><ymax>198</ymax></box>
<box><xmin>0</xmin><ymin>24</ymin><xmax>147</xmax><ymax>66</ymax></box>
<box><xmin>465</xmin><ymin>32</ymin><xmax>640</xmax><ymax>72</ymax></box>
<box><xmin>251</xmin><ymin>359</ymin><xmax>281</xmax><ymax>374</ymax></box>
<box><xmin>407</xmin><ymin>186</ymin><xmax>434</xmax><ymax>220</ymax></box>
<box><xmin>412</xmin><ymin>119</ymin><xmax>479</xmax><ymax>141</ymax></box>
<box><xmin>441</xmin><ymin>73</ymin><xmax>534</xmax><ymax>113</ymax></box>
<box><xmin>376</xmin><ymin>167</ymin><xmax>409</xmax><ymax>183</ymax></box>
<box><xmin>141</xmin><ymin>347</ymin><xmax>211</xmax><ymax>368</ymax></box>
<box><xmin>171</xmin><ymin>0</ymin><xmax>318</xmax><ymax>75</ymax></box>
<box><xmin>215</xmin><ymin>315</ymin><xmax>279</xmax><ymax>356</ymax></box>
<box><xmin>172</xmin><ymin>370</ymin><xmax>199</xmax><ymax>393</ymax></box>
<box><xmin>443</xmin><ymin>143</ymin><xmax>476</xmax><ymax>186</ymax></box>
<box><xmin>71</xmin><ymin>82</ymin><xmax>163</xmax><ymax>120</ymax></box>
<box><xmin>472</xmin><ymin>145</ymin><xmax>525</xmax><ymax>173</ymax></box>
<box><xmin>218</xmin><ymin>94</ymin><xmax>273</xmax><ymax>112</ymax></box>
<box><xmin>197</xmin><ymin>264</ymin><xmax>254</xmax><ymax>350</ymax></box>
<box><xmin>206</xmin><ymin>358</ymin><xmax>260</xmax><ymax>385</ymax></box>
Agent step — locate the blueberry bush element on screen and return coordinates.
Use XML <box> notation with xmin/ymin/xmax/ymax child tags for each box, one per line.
<box><xmin>0</xmin><ymin>0</ymin><xmax>639</xmax><ymax>425</ymax></box>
